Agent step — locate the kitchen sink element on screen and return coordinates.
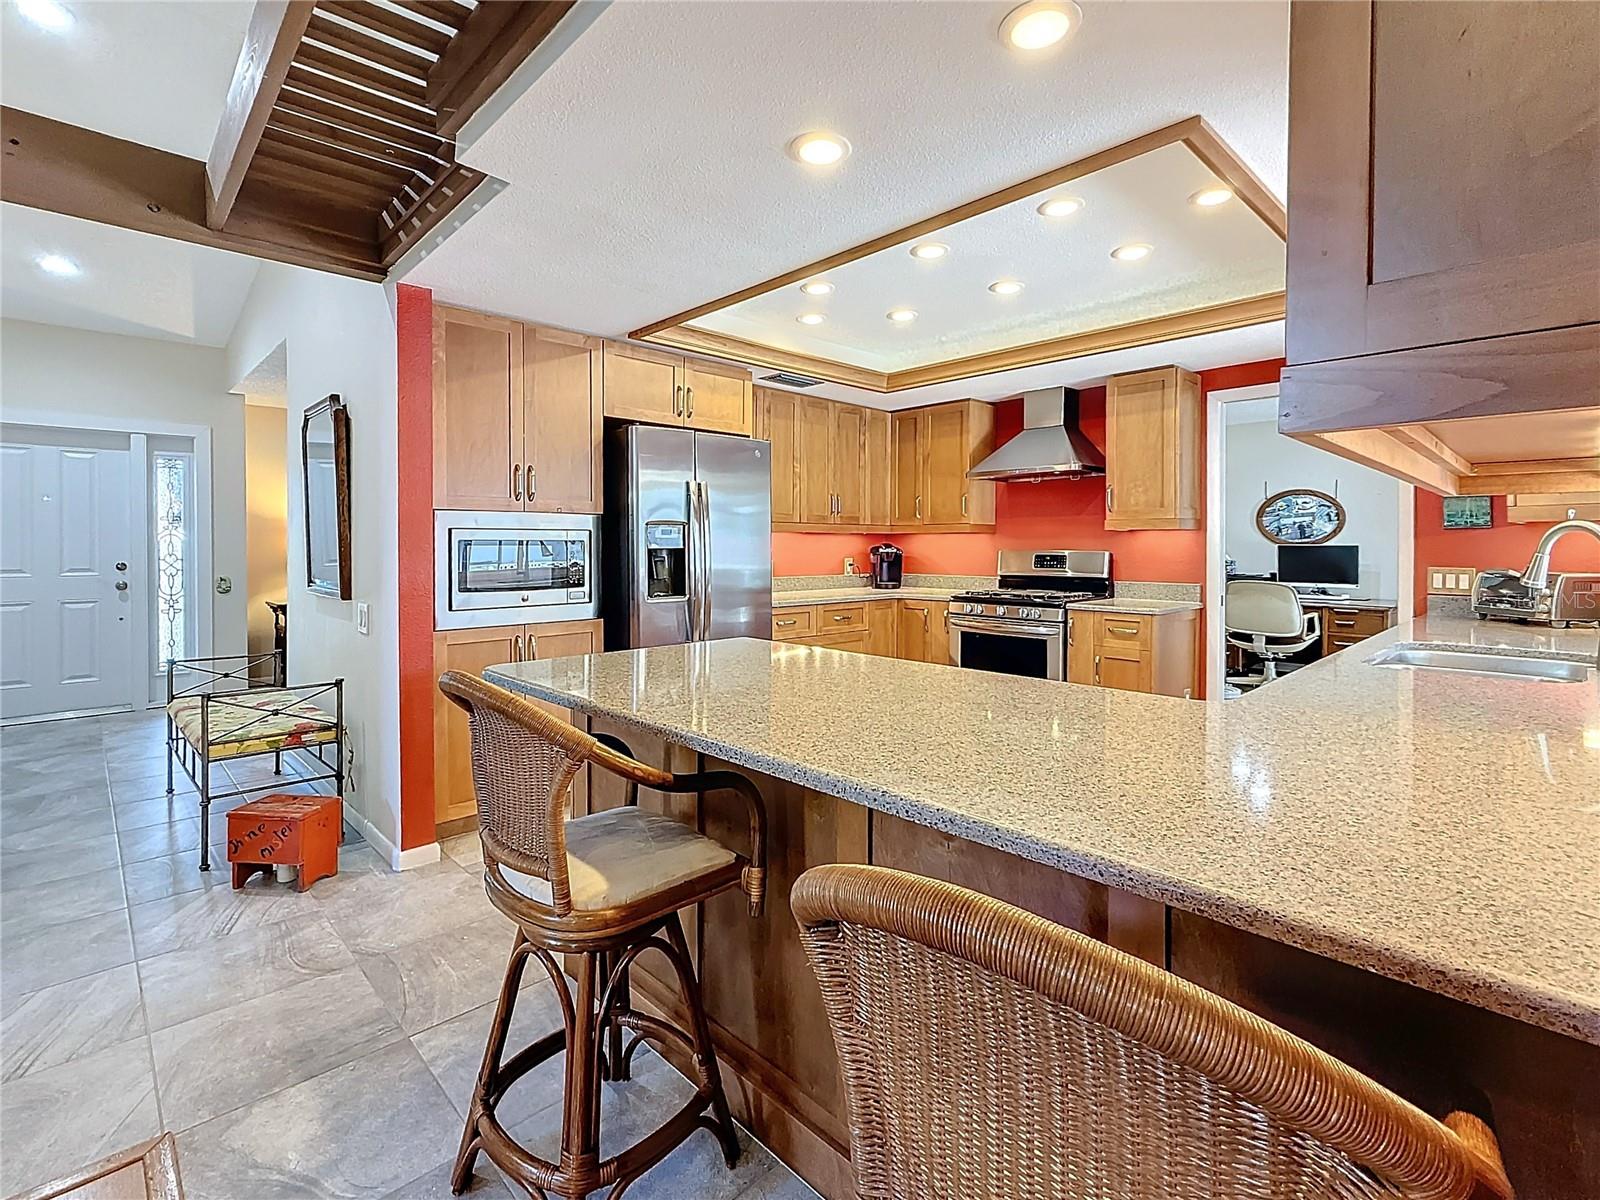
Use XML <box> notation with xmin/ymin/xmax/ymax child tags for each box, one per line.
<box><xmin>1367</xmin><ymin>645</ymin><xmax>1594</xmax><ymax>683</ymax></box>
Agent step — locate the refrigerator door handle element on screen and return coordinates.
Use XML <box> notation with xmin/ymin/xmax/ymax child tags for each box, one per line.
<box><xmin>690</xmin><ymin>480</ymin><xmax>713</xmax><ymax>639</ymax></box>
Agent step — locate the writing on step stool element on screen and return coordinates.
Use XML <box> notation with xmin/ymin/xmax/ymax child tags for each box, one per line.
<box><xmin>228</xmin><ymin>821</ymin><xmax>297</xmax><ymax>861</ymax></box>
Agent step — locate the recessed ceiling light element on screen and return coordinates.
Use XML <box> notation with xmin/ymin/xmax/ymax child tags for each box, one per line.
<box><xmin>909</xmin><ymin>242</ymin><xmax>949</xmax><ymax>261</ymax></box>
<box><xmin>796</xmin><ymin>313</ymin><xmax>826</xmax><ymax>326</ymax></box>
<box><xmin>17</xmin><ymin>0</ymin><xmax>73</xmax><ymax>33</ymax></box>
<box><xmin>1036</xmin><ymin>196</ymin><xmax>1085</xmax><ymax>219</ymax></box>
<box><xmin>1189</xmin><ymin>186</ymin><xmax>1235</xmax><ymax>208</ymax></box>
<box><xmin>35</xmin><ymin>253</ymin><xmax>82</xmax><ymax>278</ymax></box>
<box><xmin>1109</xmin><ymin>243</ymin><xmax>1153</xmax><ymax>263</ymax></box>
<box><xmin>999</xmin><ymin>0</ymin><xmax>1081</xmax><ymax>51</ymax></box>
<box><xmin>799</xmin><ymin>279</ymin><xmax>834</xmax><ymax>296</ymax></box>
<box><xmin>886</xmin><ymin>308</ymin><xmax>918</xmax><ymax>324</ymax></box>
<box><xmin>787</xmin><ymin>131</ymin><xmax>850</xmax><ymax>167</ymax></box>
<box><xmin>988</xmin><ymin>279</ymin><xmax>1025</xmax><ymax>296</ymax></box>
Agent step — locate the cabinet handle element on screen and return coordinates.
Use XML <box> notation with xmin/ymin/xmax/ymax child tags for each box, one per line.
<box><xmin>961</xmin><ymin>493</ymin><xmax>968</xmax><ymax>516</ymax></box>
<box><xmin>1334</xmin><ymin>619</ymin><xmax>1357</xmax><ymax>629</ymax></box>
<box><xmin>832</xmin><ymin>614</ymin><xmax>850</xmax><ymax>622</ymax></box>
<box><xmin>674</xmin><ymin>384</ymin><xmax>683</xmax><ymax>417</ymax></box>
<box><xmin>1109</xmin><ymin>624</ymin><xmax>1140</xmax><ymax>636</ymax></box>
<box><xmin>1094</xmin><ymin>653</ymin><xmax>1101</xmax><ymax>684</ymax></box>
<box><xmin>526</xmin><ymin>464</ymin><xmax>535</xmax><ymax>496</ymax></box>
<box><xmin>686</xmin><ymin>385</ymin><xmax>694</xmax><ymax>419</ymax></box>
<box><xmin>775</xmin><ymin>618</ymin><xmax>797</xmax><ymax>627</ymax></box>
<box><xmin>513</xmin><ymin>635</ymin><xmax>524</xmax><ymax>662</ymax></box>
<box><xmin>1106</xmin><ymin>485</ymin><xmax>1114</xmax><ymax>512</ymax></box>
<box><xmin>512</xmin><ymin>464</ymin><xmax>523</xmax><ymax>501</ymax></box>
<box><xmin>914</xmin><ymin>495</ymin><xmax>922</xmax><ymax>520</ymax></box>
<box><xmin>1332</xmin><ymin>608</ymin><xmax>1359</xmax><ymax>615</ymax></box>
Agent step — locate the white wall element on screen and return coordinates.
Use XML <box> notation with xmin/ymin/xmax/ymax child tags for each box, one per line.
<box><xmin>1224</xmin><ymin>418</ymin><xmax>1401</xmax><ymax>599</ymax></box>
<box><xmin>225</xmin><ymin>264</ymin><xmax>406</xmax><ymax>860</ymax></box>
<box><xmin>0</xmin><ymin>319</ymin><xmax>249</xmax><ymax>685</ymax></box>
<box><xmin>244</xmin><ymin>401</ymin><xmax>288</xmax><ymax>681</ymax></box>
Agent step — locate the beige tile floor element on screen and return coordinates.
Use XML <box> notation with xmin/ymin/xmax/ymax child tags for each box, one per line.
<box><xmin>0</xmin><ymin>709</ymin><xmax>819</xmax><ymax>1200</ymax></box>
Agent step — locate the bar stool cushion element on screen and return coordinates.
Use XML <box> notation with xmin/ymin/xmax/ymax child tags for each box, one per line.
<box><xmin>499</xmin><ymin>806</ymin><xmax>737</xmax><ymax>911</ymax></box>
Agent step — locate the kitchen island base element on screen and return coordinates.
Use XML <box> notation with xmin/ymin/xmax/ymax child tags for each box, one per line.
<box><xmin>578</xmin><ymin>716</ymin><xmax>1598</xmax><ymax>1199</ymax></box>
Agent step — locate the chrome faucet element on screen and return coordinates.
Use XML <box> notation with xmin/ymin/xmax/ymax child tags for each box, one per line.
<box><xmin>1520</xmin><ymin>519</ymin><xmax>1600</xmax><ymax>591</ymax></box>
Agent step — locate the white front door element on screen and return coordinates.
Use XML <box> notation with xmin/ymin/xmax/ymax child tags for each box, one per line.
<box><xmin>0</xmin><ymin>439</ymin><xmax>136</xmax><ymax>720</ymax></box>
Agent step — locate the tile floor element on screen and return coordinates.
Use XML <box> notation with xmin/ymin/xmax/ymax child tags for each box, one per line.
<box><xmin>0</xmin><ymin>709</ymin><xmax>819</xmax><ymax>1199</ymax></box>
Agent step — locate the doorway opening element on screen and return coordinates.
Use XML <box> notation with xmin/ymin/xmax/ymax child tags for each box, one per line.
<box><xmin>1204</xmin><ymin>387</ymin><xmax>1414</xmax><ymax>699</ymax></box>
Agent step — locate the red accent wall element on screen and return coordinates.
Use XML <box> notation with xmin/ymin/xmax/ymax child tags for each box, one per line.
<box><xmin>395</xmin><ymin>284</ymin><xmax>435</xmax><ymax>851</ymax></box>
<box><xmin>1412</xmin><ymin>491</ymin><xmax>1598</xmax><ymax>615</ymax></box>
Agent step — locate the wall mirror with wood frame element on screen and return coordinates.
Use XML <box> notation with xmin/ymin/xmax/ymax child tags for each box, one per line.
<box><xmin>1255</xmin><ymin>488</ymin><xmax>1345</xmax><ymax>545</ymax></box>
<box><xmin>303</xmin><ymin>395</ymin><xmax>352</xmax><ymax>599</ymax></box>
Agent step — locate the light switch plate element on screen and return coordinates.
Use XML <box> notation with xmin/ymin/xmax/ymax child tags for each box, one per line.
<box><xmin>1426</xmin><ymin>566</ymin><xmax>1476</xmax><ymax>596</ymax></box>
<box><xmin>356</xmin><ymin>601</ymin><xmax>370</xmax><ymax>635</ymax></box>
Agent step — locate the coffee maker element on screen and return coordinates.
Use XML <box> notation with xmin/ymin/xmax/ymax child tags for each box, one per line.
<box><xmin>869</xmin><ymin>543</ymin><xmax>903</xmax><ymax>589</ymax></box>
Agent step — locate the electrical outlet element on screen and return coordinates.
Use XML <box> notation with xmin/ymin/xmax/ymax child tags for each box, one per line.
<box><xmin>356</xmin><ymin>601</ymin><xmax>370</xmax><ymax>636</ymax></box>
<box><xmin>843</xmin><ymin>557</ymin><xmax>857</xmax><ymax>575</ymax></box>
<box><xmin>1427</xmin><ymin>566</ymin><xmax>1477</xmax><ymax>595</ymax></box>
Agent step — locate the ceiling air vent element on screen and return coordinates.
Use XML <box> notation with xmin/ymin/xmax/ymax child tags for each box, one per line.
<box><xmin>759</xmin><ymin>371</ymin><xmax>824</xmax><ymax>388</ymax></box>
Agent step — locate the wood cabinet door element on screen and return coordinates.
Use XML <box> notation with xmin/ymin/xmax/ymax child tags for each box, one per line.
<box><xmin>433</xmin><ymin>625</ymin><xmax>523</xmax><ymax>826</ymax></box>
<box><xmin>523</xmin><ymin>325</ymin><xmax>602</xmax><ymax>514</ymax></box>
<box><xmin>1287</xmin><ymin>2</ymin><xmax>1599</xmax><ymax>367</ymax></box>
<box><xmin>863</xmin><ymin>407</ymin><xmax>891</xmax><ymax>526</ymax></box>
<box><xmin>603</xmin><ymin>343</ymin><xmax>682</xmax><ymax>425</ymax></box>
<box><xmin>926</xmin><ymin>601</ymin><xmax>953</xmax><ymax>665</ymax></box>
<box><xmin>830</xmin><ymin>404</ymin><xmax>868</xmax><ymax>525</ymax></box>
<box><xmin>896</xmin><ymin>600</ymin><xmax>931</xmax><ymax>661</ymax></box>
<box><xmin>922</xmin><ymin>403</ymin><xmax>971</xmax><ymax>525</ymax></box>
<box><xmin>683</xmin><ymin>362</ymin><xmax>753</xmax><ymax>435</ymax></box>
<box><xmin>865</xmin><ymin>600</ymin><xmax>897</xmax><ymax>657</ymax></box>
<box><xmin>1066</xmin><ymin>611</ymin><xmax>1095</xmax><ymax>684</ymax></box>
<box><xmin>1095</xmin><ymin>647</ymin><xmax>1152</xmax><ymax>693</ymax></box>
<box><xmin>433</xmin><ymin>307</ymin><xmax>523</xmax><ymax>511</ymax></box>
<box><xmin>798</xmin><ymin>398</ymin><xmax>835</xmax><ymax>524</ymax></box>
<box><xmin>757</xmin><ymin>388</ymin><xmax>803</xmax><ymax>525</ymax></box>
<box><xmin>890</xmin><ymin>411</ymin><xmax>923</xmax><ymax>525</ymax></box>
<box><xmin>1105</xmin><ymin>367</ymin><xmax>1200</xmax><ymax>531</ymax></box>
<box><xmin>525</xmin><ymin>618</ymin><xmax>601</xmax><ymax>662</ymax></box>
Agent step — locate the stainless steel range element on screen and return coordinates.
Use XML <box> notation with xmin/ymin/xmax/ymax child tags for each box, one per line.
<box><xmin>948</xmin><ymin>550</ymin><xmax>1112</xmax><ymax>679</ymax></box>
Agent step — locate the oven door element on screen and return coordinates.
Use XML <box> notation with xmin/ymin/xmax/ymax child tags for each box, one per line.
<box><xmin>949</xmin><ymin>616</ymin><xmax>1064</xmax><ymax>680</ymax></box>
<box><xmin>451</xmin><ymin>531</ymin><xmax>590</xmax><ymax>613</ymax></box>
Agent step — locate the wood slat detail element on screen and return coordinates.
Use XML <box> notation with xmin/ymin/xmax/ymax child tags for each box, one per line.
<box><xmin>381</xmin><ymin>164</ymin><xmax>486</xmax><ymax>266</ymax></box>
<box><xmin>391</xmin><ymin>0</ymin><xmax>472</xmax><ymax>32</ymax></box>
<box><xmin>429</xmin><ymin>1</ymin><xmax>574</xmax><ymax>137</ymax></box>
<box><xmin>275</xmin><ymin>87</ymin><xmax>445</xmax><ymax>153</ymax></box>
<box><xmin>294</xmin><ymin>40</ymin><xmax>430</xmax><ymax>105</ymax></box>
<box><xmin>321</xmin><ymin>1</ymin><xmax>452</xmax><ymax>54</ymax></box>
<box><xmin>251</xmin><ymin>152</ymin><xmax>400</xmax><ymax>206</ymax></box>
<box><xmin>261</xmin><ymin>125</ymin><xmax>420</xmax><ymax>188</ymax></box>
<box><xmin>287</xmin><ymin>62</ymin><xmax>436</xmax><ymax>127</ymax></box>
<box><xmin>269</xmin><ymin>105</ymin><xmax>443</xmax><ymax>173</ymax></box>
<box><xmin>305</xmin><ymin>11</ymin><xmax>436</xmax><ymax>78</ymax></box>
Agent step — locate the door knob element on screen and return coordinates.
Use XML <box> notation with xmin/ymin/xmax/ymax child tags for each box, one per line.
<box><xmin>115</xmin><ymin>561</ymin><xmax>128</xmax><ymax>572</ymax></box>
<box><xmin>115</xmin><ymin>581</ymin><xmax>129</xmax><ymax>592</ymax></box>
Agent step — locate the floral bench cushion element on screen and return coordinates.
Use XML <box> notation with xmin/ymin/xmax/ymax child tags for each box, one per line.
<box><xmin>167</xmin><ymin>689</ymin><xmax>337</xmax><ymax>760</ymax></box>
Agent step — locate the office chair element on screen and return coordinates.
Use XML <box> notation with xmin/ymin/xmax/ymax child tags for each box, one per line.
<box><xmin>1225</xmin><ymin>580</ymin><xmax>1321</xmax><ymax>690</ymax></box>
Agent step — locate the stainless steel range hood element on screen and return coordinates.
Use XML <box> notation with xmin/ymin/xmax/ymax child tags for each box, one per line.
<box><xmin>966</xmin><ymin>388</ymin><xmax>1105</xmax><ymax>482</ymax></box>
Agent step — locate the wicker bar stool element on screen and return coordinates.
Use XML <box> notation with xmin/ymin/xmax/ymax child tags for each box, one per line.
<box><xmin>793</xmin><ymin>864</ymin><xmax>1515</xmax><ymax>1200</ymax></box>
<box><xmin>438</xmin><ymin>672</ymin><xmax>766</xmax><ymax>1200</ymax></box>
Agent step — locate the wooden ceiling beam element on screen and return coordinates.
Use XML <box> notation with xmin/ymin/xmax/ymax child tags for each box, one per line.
<box><xmin>294</xmin><ymin>41</ymin><xmax>431</xmax><ymax>107</ymax></box>
<box><xmin>2</xmin><ymin>106</ymin><xmax>383</xmax><ymax>280</ymax></box>
<box><xmin>206</xmin><ymin>0</ymin><xmax>316</xmax><ymax>230</ymax></box>
<box><xmin>391</xmin><ymin>0</ymin><xmax>472</xmax><ymax>33</ymax></box>
<box><xmin>429</xmin><ymin>1</ymin><xmax>574</xmax><ymax>138</ymax></box>
<box><xmin>259</xmin><ymin>126</ymin><xmax>422</xmax><ymax>190</ymax></box>
<box><xmin>276</xmin><ymin>87</ymin><xmax>445</xmax><ymax>154</ymax></box>
<box><xmin>287</xmin><ymin>63</ymin><xmax>437</xmax><ymax>128</ymax></box>
<box><xmin>304</xmin><ymin>12</ymin><xmax>434</xmax><ymax>80</ymax></box>
<box><xmin>269</xmin><ymin>106</ymin><xmax>443</xmax><ymax>174</ymax></box>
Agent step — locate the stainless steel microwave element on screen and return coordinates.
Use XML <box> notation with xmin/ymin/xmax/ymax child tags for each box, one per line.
<box><xmin>434</xmin><ymin>511</ymin><xmax>599</xmax><ymax>630</ymax></box>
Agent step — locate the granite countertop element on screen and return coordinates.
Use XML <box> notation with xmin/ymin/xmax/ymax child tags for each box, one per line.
<box><xmin>486</xmin><ymin>615</ymin><xmax>1600</xmax><ymax>1044</ymax></box>
<box><xmin>1065</xmin><ymin>597</ymin><xmax>1202</xmax><ymax>615</ymax></box>
<box><xmin>772</xmin><ymin>587</ymin><xmax>957</xmax><ymax>607</ymax></box>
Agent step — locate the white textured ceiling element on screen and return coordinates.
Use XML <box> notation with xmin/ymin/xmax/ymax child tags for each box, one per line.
<box><xmin>693</xmin><ymin>142</ymin><xmax>1284</xmax><ymax>373</ymax></box>
<box><xmin>1</xmin><ymin>204</ymin><xmax>261</xmax><ymax>347</ymax></box>
<box><xmin>1</xmin><ymin>0</ymin><xmax>252</xmax><ymax>159</ymax></box>
<box><xmin>405</xmin><ymin>0</ymin><xmax>1289</xmax><ymax>404</ymax></box>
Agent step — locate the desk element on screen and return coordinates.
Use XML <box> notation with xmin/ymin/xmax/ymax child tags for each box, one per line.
<box><xmin>1226</xmin><ymin>597</ymin><xmax>1398</xmax><ymax>673</ymax></box>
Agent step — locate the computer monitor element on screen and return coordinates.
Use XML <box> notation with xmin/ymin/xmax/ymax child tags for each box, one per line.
<box><xmin>1277</xmin><ymin>544</ymin><xmax>1360</xmax><ymax>590</ymax></box>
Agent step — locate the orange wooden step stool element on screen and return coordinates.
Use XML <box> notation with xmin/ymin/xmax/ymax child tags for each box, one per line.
<box><xmin>226</xmin><ymin>794</ymin><xmax>342</xmax><ymax>892</ymax></box>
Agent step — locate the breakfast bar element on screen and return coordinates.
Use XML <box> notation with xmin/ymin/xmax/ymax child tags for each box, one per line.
<box><xmin>487</xmin><ymin>615</ymin><xmax>1600</xmax><ymax>1198</ymax></box>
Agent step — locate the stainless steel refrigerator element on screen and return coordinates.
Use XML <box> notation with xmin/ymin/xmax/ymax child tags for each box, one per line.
<box><xmin>602</xmin><ymin>425</ymin><xmax>772</xmax><ymax>648</ymax></box>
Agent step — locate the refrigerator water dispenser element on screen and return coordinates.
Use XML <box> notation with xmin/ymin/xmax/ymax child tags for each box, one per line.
<box><xmin>644</xmin><ymin>522</ymin><xmax>687</xmax><ymax>599</ymax></box>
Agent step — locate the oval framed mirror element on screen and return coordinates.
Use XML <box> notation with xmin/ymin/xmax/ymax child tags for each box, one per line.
<box><xmin>1255</xmin><ymin>488</ymin><xmax>1345</xmax><ymax>545</ymax></box>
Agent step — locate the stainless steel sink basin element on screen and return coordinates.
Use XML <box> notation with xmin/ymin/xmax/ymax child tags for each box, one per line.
<box><xmin>1367</xmin><ymin>645</ymin><xmax>1594</xmax><ymax>683</ymax></box>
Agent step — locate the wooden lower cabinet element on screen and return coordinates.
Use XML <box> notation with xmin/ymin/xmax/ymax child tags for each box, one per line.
<box><xmin>432</xmin><ymin>619</ymin><xmax>603</xmax><ymax>828</ymax></box>
<box><xmin>896</xmin><ymin>599</ymin><xmax>951</xmax><ymax>664</ymax></box>
<box><xmin>1087</xmin><ymin>609</ymin><xmax>1197</xmax><ymax>697</ymax></box>
<box><xmin>864</xmin><ymin>600</ymin><xmax>897</xmax><ymax>657</ymax></box>
<box><xmin>1066</xmin><ymin>609</ymin><xmax>1096</xmax><ymax>684</ymax></box>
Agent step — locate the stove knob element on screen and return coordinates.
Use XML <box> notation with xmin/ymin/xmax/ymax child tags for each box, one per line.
<box><xmin>996</xmin><ymin>606</ymin><xmax>1008</xmax><ymax>617</ymax></box>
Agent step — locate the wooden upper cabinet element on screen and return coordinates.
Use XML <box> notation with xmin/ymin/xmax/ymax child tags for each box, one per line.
<box><xmin>756</xmin><ymin>388</ymin><xmax>802</xmax><ymax>525</ymax></box>
<box><xmin>433</xmin><ymin>306</ymin><xmax>522</xmax><ymax>510</ymax></box>
<box><xmin>831</xmin><ymin>404</ymin><xmax>868</xmax><ymax>525</ymax></box>
<box><xmin>864</xmin><ymin>408</ymin><xmax>891</xmax><ymax>526</ymax></box>
<box><xmin>523</xmin><ymin>325</ymin><xmax>602</xmax><ymax>514</ymax></box>
<box><xmin>683</xmin><ymin>360</ymin><xmax>754</xmax><ymax>436</ymax></box>
<box><xmin>603</xmin><ymin>343</ymin><xmax>754</xmax><ymax>435</ymax></box>
<box><xmin>1104</xmin><ymin>366</ymin><xmax>1201</xmax><ymax>531</ymax></box>
<box><xmin>891</xmin><ymin>410</ymin><xmax>923</xmax><ymax>525</ymax></box>
<box><xmin>1287</xmin><ymin>1</ymin><xmax>1599</xmax><ymax>366</ymax></box>
<box><xmin>894</xmin><ymin>400</ymin><xmax>996</xmax><ymax>530</ymax></box>
<box><xmin>603</xmin><ymin>343</ymin><xmax>682</xmax><ymax>426</ymax></box>
<box><xmin>797</xmin><ymin>397</ymin><xmax>835</xmax><ymax>524</ymax></box>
